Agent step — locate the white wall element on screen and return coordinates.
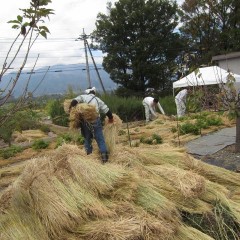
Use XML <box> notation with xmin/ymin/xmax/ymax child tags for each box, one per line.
<box><xmin>218</xmin><ymin>59</ymin><xmax>240</xmax><ymax>75</ymax></box>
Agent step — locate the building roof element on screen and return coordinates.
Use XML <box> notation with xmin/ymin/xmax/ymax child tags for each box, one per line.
<box><xmin>212</xmin><ymin>51</ymin><xmax>240</xmax><ymax>61</ymax></box>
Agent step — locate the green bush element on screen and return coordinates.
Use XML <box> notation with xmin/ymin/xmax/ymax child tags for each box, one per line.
<box><xmin>45</xmin><ymin>99</ymin><xmax>69</xmax><ymax>126</ymax></box>
<box><xmin>178</xmin><ymin>112</ymin><xmax>224</xmax><ymax>136</ymax></box>
<box><xmin>55</xmin><ymin>133</ymin><xmax>84</xmax><ymax>148</ymax></box>
<box><xmin>206</xmin><ymin>116</ymin><xmax>223</xmax><ymax>126</ymax></box>
<box><xmin>0</xmin><ymin>145</ymin><xmax>23</xmax><ymax>159</ymax></box>
<box><xmin>39</xmin><ymin>124</ymin><xmax>51</xmax><ymax>133</ymax></box>
<box><xmin>101</xmin><ymin>94</ymin><xmax>144</xmax><ymax>121</ymax></box>
<box><xmin>32</xmin><ymin>140</ymin><xmax>49</xmax><ymax>150</ymax></box>
<box><xmin>196</xmin><ymin>119</ymin><xmax>209</xmax><ymax>129</ymax></box>
<box><xmin>171</xmin><ymin>127</ymin><xmax>178</xmax><ymax>133</ymax></box>
<box><xmin>179</xmin><ymin>122</ymin><xmax>200</xmax><ymax>135</ymax></box>
<box><xmin>0</xmin><ymin>109</ymin><xmax>40</xmax><ymax>146</ymax></box>
<box><xmin>76</xmin><ymin>135</ymin><xmax>85</xmax><ymax>145</ymax></box>
<box><xmin>152</xmin><ymin>134</ymin><xmax>163</xmax><ymax>144</ymax></box>
<box><xmin>159</xmin><ymin>95</ymin><xmax>176</xmax><ymax>116</ymax></box>
<box><xmin>14</xmin><ymin>110</ymin><xmax>40</xmax><ymax>131</ymax></box>
<box><xmin>140</xmin><ymin>134</ymin><xmax>163</xmax><ymax>145</ymax></box>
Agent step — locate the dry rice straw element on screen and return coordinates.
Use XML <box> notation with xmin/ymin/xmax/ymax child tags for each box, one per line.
<box><xmin>103</xmin><ymin>114</ymin><xmax>123</xmax><ymax>154</ymax></box>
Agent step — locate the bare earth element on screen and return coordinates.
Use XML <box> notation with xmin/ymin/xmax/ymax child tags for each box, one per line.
<box><xmin>193</xmin><ymin>144</ymin><xmax>240</xmax><ymax>172</ymax></box>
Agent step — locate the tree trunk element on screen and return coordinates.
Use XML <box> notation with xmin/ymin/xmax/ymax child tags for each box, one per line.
<box><xmin>235</xmin><ymin>116</ymin><xmax>240</xmax><ymax>152</ymax></box>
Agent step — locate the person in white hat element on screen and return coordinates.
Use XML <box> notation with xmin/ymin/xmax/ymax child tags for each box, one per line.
<box><xmin>69</xmin><ymin>87</ymin><xmax>113</xmax><ymax>163</ymax></box>
<box><xmin>142</xmin><ymin>96</ymin><xmax>165</xmax><ymax>123</ymax></box>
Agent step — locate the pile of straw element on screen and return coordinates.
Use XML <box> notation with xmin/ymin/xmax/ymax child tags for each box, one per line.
<box><xmin>103</xmin><ymin>113</ymin><xmax>123</xmax><ymax>154</ymax></box>
<box><xmin>147</xmin><ymin>165</ymin><xmax>206</xmax><ymax>198</ymax></box>
<box><xmin>69</xmin><ymin>103</ymin><xmax>99</xmax><ymax>129</ymax></box>
<box><xmin>1</xmin><ymin>143</ymin><xmax>240</xmax><ymax>240</ymax></box>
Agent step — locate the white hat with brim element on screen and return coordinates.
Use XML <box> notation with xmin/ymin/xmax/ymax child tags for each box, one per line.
<box><xmin>85</xmin><ymin>87</ymin><xmax>96</xmax><ymax>94</ymax></box>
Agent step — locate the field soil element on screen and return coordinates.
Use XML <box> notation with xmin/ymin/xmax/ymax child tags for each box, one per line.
<box><xmin>194</xmin><ymin>144</ymin><xmax>240</xmax><ymax>172</ymax></box>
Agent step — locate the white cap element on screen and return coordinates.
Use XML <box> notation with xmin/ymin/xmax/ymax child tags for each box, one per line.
<box><xmin>85</xmin><ymin>87</ymin><xmax>96</xmax><ymax>94</ymax></box>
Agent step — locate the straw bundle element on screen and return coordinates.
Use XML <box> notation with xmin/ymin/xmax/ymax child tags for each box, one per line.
<box><xmin>202</xmin><ymin>181</ymin><xmax>240</xmax><ymax>224</ymax></box>
<box><xmin>0</xmin><ymin>186</ymin><xmax>13</xmax><ymax>214</ymax></box>
<box><xmin>136</xmin><ymin>182</ymin><xmax>181</xmax><ymax>223</ymax></box>
<box><xmin>68</xmin><ymin>103</ymin><xmax>99</xmax><ymax>129</ymax></box>
<box><xmin>103</xmin><ymin>113</ymin><xmax>123</xmax><ymax>153</ymax></box>
<box><xmin>193</xmin><ymin>161</ymin><xmax>240</xmax><ymax>188</ymax></box>
<box><xmin>69</xmin><ymin>107</ymin><xmax>81</xmax><ymax>129</ymax></box>
<box><xmin>75</xmin><ymin>103</ymin><xmax>98</xmax><ymax>122</ymax></box>
<box><xmin>175</xmin><ymin>225</ymin><xmax>215</xmax><ymax>240</ymax></box>
<box><xmin>63</xmin><ymin>99</ymin><xmax>72</xmax><ymax>114</ymax></box>
<box><xmin>78</xmin><ymin>214</ymin><xmax>177</xmax><ymax>240</ymax></box>
<box><xmin>147</xmin><ymin>165</ymin><xmax>206</xmax><ymax>198</ymax></box>
<box><xmin>78</xmin><ymin>201</ymin><xmax>179</xmax><ymax>240</ymax></box>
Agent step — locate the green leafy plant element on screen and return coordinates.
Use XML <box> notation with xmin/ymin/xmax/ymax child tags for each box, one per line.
<box><xmin>0</xmin><ymin>145</ymin><xmax>23</xmax><ymax>159</ymax></box>
<box><xmin>45</xmin><ymin>99</ymin><xmax>69</xmax><ymax>126</ymax></box>
<box><xmin>55</xmin><ymin>133</ymin><xmax>84</xmax><ymax>148</ymax></box>
<box><xmin>171</xmin><ymin>127</ymin><xmax>178</xmax><ymax>133</ymax></box>
<box><xmin>152</xmin><ymin>134</ymin><xmax>163</xmax><ymax>144</ymax></box>
<box><xmin>140</xmin><ymin>134</ymin><xmax>163</xmax><ymax>145</ymax></box>
<box><xmin>179</xmin><ymin>122</ymin><xmax>200</xmax><ymax>135</ymax></box>
<box><xmin>32</xmin><ymin>139</ymin><xmax>49</xmax><ymax>150</ymax></box>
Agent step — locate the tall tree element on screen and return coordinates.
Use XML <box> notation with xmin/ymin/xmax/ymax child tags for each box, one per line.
<box><xmin>93</xmin><ymin>0</ymin><xmax>183</xmax><ymax>96</ymax></box>
<box><xmin>179</xmin><ymin>0</ymin><xmax>240</xmax><ymax>69</ymax></box>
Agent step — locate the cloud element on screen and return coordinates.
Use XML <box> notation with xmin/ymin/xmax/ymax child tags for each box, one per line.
<box><xmin>0</xmin><ymin>0</ymin><xmax>184</xmax><ymax>73</ymax></box>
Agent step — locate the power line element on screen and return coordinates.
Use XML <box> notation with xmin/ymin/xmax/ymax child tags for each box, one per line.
<box><xmin>7</xmin><ymin>67</ymin><xmax>104</xmax><ymax>75</ymax></box>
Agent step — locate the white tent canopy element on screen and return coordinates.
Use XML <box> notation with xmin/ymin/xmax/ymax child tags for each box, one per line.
<box><xmin>173</xmin><ymin>66</ymin><xmax>240</xmax><ymax>89</ymax></box>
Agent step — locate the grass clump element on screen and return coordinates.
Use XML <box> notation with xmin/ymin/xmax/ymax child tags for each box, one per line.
<box><xmin>55</xmin><ymin>133</ymin><xmax>84</xmax><ymax>148</ymax></box>
<box><xmin>178</xmin><ymin>113</ymin><xmax>223</xmax><ymax>135</ymax></box>
<box><xmin>0</xmin><ymin>145</ymin><xmax>23</xmax><ymax>159</ymax></box>
<box><xmin>140</xmin><ymin>134</ymin><xmax>163</xmax><ymax>145</ymax></box>
<box><xmin>179</xmin><ymin>122</ymin><xmax>200</xmax><ymax>135</ymax></box>
<box><xmin>32</xmin><ymin>139</ymin><xmax>49</xmax><ymax>150</ymax></box>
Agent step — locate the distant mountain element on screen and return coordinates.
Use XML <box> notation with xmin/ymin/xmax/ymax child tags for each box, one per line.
<box><xmin>1</xmin><ymin>64</ymin><xmax>117</xmax><ymax>97</ymax></box>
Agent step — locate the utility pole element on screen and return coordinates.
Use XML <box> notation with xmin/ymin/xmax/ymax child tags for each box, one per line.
<box><xmin>86</xmin><ymin>40</ymin><xmax>106</xmax><ymax>93</ymax></box>
<box><xmin>76</xmin><ymin>29</ymin><xmax>106</xmax><ymax>93</ymax></box>
<box><xmin>76</xmin><ymin>28</ymin><xmax>91</xmax><ymax>88</ymax></box>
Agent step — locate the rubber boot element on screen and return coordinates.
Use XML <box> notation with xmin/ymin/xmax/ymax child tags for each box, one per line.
<box><xmin>101</xmin><ymin>152</ymin><xmax>108</xmax><ymax>164</ymax></box>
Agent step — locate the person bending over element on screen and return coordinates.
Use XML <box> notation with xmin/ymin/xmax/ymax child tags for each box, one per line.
<box><xmin>142</xmin><ymin>96</ymin><xmax>165</xmax><ymax>123</ymax></box>
<box><xmin>69</xmin><ymin>87</ymin><xmax>113</xmax><ymax>163</ymax></box>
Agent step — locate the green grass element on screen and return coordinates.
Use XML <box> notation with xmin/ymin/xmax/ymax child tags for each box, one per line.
<box><xmin>0</xmin><ymin>145</ymin><xmax>23</xmax><ymax>159</ymax></box>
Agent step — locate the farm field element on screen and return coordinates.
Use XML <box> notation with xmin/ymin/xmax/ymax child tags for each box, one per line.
<box><xmin>0</xmin><ymin>113</ymin><xmax>240</xmax><ymax>240</ymax></box>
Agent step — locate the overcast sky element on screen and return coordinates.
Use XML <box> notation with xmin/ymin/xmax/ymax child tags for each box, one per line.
<box><xmin>0</xmin><ymin>0</ymin><xmax>184</xmax><ymax>73</ymax></box>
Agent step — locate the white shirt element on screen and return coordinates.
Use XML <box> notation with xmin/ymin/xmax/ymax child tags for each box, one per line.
<box><xmin>143</xmin><ymin>97</ymin><xmax>165</xmax><ymax>115</ymax></box>
<box><xmin>175</xmin><ymin>89</ymin><xmax>188</xmax><ymax>102</ymax></box>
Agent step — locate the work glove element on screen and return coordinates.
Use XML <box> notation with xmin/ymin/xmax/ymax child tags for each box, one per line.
<box><xmin>108</xmin><ymin>118</ymin><xmax>114</xmax><ymax>123</ymax></box>
<box><xmin>106</xmin><ymin>110</ymin><xmax>113</xmax><ymax>123</ymax></box>
<box><xmin>69</xmin><ymin>99</ymin><xmax>78</xmax><ymax>112</ymax></box>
